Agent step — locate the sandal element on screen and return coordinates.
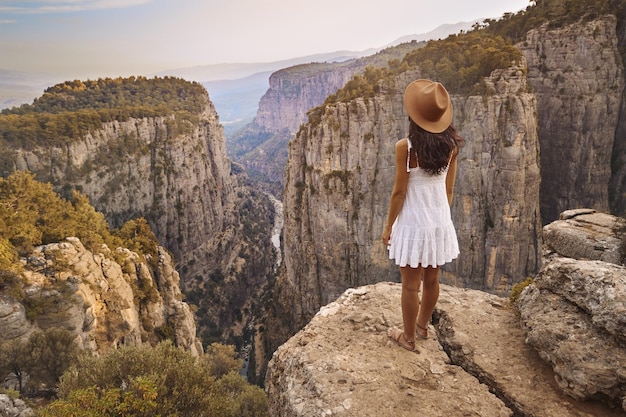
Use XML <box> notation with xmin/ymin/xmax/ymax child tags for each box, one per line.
<box><xmin>416</xmin><ymin>323</ymin><xmax>428</xmax><ymax>339</ymax></box>
<box><xmin>387</xmin><ymin>326</ymin><xmax>418</xmax><ymax>352</ymax></box>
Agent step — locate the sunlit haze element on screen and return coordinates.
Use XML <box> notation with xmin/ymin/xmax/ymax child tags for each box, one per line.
<box><xmin>0</xmin><ymin>0</ymin><xmax>530</xmax><ymax>79</ymax></box>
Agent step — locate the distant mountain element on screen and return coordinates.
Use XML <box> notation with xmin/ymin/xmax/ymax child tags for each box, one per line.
<box><xmin>0</xmin><ymin>20</ymin><xmax>478</xmax><ymax>116</ymax></box>
<box><xmin>203</xmin><ymin>71</ymin><xmax>273</xmax><ymax>136</ymax></box>
<box><xmin>156</xmin><ymin>50</ymin><xmax>376</xmax><ymax>83</ymax></box>
<box><xmin>386</xmin><ymin>20</ymin><xmax>481</xmax><ymax>47</ymax></box>
<box><xmin>0</xmin><ymin>69</ymin><xmax>66</xmax><ymax>110</ymax></box>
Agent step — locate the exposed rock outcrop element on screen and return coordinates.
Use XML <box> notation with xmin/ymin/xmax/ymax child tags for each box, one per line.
<box><xmin>0</xmin><ymin>237</ymin><xmax>202</xmax><ymax>355</ymax></box>
<box><xmin>265</xmin><ymin>281</ymin><xmax>624</xmax><ymax>417</ymax></box>
<box><xmin>0</xmin><ymin>394</ymin><xmax>32</xmax><ymax>417</ymax></box>
<box><xmin>266</xmin><ymin>210</ymin><xmax>626</xmax><ymax>416</ymax></box>
<box><xmin>518</xmin><ymin>209</ymin><xmax>626</xmax><ymax>410</ymax></box>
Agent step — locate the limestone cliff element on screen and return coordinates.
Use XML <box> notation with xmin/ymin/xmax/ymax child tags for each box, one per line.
<box><xmin>518</xmin><ymin>15</ymin><xmax>625</xmax><ymax>223</ymax></box>
<box><xmin>256</xmin><ymin>63</ymin><xmax>360</xmax><ymax>135</ymax></box>
<box><xmin>0</xmin><ymin>237</ymin><xmax>202</xmax><ymax>355</ymax></box>
<box><xmin>272</xmin><ymin>64</ymin><xmax>542</xmax><ymax>334</ymax></box>
<box><xmin>13</xmin><ymin>99</ymin><xmax>232</xmax><ymax>269</ymax></box>
<box><xmin>265</xmin><ymin>210</ymin><xmax>626</xmax><ymax>416</ymax></box>
<box><xmin>2</xmin><ymin>83</ymin><xmax>275</xmax><ymax>362</ymax></box>
<box><xmin>228</xmin><ymin>43</ymin><xmax>426</xmax><ymax>196</ymax></box>
<box><xmin>266</xmin><ymin>13</ymin><xmax>626</xmax><ymax>351</ymax></box>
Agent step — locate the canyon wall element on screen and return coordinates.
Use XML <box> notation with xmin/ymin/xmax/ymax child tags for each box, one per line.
<box><xmin>5</xmin><ymin>90</ymin><xmax>275</xmax><ymax>354</ymax></box>
<box><xmin>519</xmin><ymin>15</ymin><xmax>625</xmax><ymax>223</ymax></box>
<box><xmin>256</xmin><ymin>63</ymin><xmax>359</xmax><ymax>134</ymax></box>
<box><xmin>271</xmin><ymin>65</ymin><xmax>542</xmax><ymax>333</ymax></box>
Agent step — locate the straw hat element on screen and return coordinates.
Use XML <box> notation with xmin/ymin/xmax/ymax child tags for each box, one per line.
<box><xmin>403</xmin><ymin>79</ymin><xmax>453</xmax><ymax>133</ymax></box>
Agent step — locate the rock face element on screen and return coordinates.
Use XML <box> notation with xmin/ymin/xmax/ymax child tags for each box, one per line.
<box><xmin>517</xmin><ymin>209</ymin><xmax>626</xmax><ymax>410</ymax></box>
<box><xmin>0</xmin><ymin>237</ymin><xmax>202</xmax><ymax>355</ymax></box>
<box><xmin>272</xmin><ymin>63</ymin><xmax>542</xmax><ymax>338</ymax></box>
<box><xmin>3</xmin><ymin>86</ymin><xmax>276</xmax><ymax>358</ymax></box>
<box><xmin>518</xmin><ymin>16</ymin><xmax>625</xmax><ymax>223</ymax></box>
<box><xmin>256</xmin><ymin>64</ymin><xmax>359</xmax><ymax>134</ymax></box>
<box><xmin>230</xmin><ymin>43</ymin><xmax>426</xmax><ymax>196</ymax></box>
<box><xmin>12</xmin><ymin>99</ymin><xmax>233</xmax><ymax>274</ymax></box>
<box><xmin>0</xmin><ymin>394</ymin><xmax>32</xmax><ymax>417</ymax></box>
<box><xmin>265</xmin><ymin>281</ymin><xmax>624</xmax><ymax>417</ymax></box>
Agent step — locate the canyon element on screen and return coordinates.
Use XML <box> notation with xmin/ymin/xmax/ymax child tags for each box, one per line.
<box><xmin>1</xmin><ymin>5</ymin><xmax>625</xmax><ymax>408</ymax></box>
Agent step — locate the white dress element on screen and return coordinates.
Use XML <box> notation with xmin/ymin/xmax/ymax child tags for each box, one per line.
<box><xmin>388</xmin><ymin>138</ymin><xmax>460</xmax><ymax>268</ymax></box>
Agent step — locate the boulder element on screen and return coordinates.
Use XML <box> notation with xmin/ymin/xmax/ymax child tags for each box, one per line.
<box><xmin>518</xmin><ymin>209</ymin><xmax>626</xmax><ymax>411</ymax></box>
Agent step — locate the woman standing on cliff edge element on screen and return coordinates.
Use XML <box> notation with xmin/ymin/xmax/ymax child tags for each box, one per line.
<box><xmin>382</xmin><ymin>79</ymin><xmax>464</xmax><ymax>352</ymax></box>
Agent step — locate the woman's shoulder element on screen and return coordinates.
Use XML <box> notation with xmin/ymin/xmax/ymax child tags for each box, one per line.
<box><xmin>394</xmin><ymin>138</ymin><xmax>409</xmax><ymax>151</ymax></box>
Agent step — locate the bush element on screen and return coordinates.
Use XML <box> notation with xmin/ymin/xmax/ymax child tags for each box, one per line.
<box><xmin>509</xmin><ymin>277</ymin><xmax>534</xmax><ymax>305</ymax></box>
<box><xmin>40</xmin><ymin>341</ymin><xmax>268</xmax><ymax>417</ymax></box>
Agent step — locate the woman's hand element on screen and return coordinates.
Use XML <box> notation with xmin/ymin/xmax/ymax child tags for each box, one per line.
<box><xmin>382</xmin><ymin>226</ymin><xmax>391</xmax><ymax>245</ymax></box>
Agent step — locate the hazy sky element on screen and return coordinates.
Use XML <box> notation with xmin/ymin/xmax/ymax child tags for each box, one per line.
<box><xmin>0</xmin><ymin>0</ymin><xmax>530</xmax><ymax>79</ymax></box>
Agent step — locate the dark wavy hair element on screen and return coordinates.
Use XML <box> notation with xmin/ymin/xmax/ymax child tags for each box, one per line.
<box><xmin>408</xmin><ymin>119</ymin><xmax>464</xmax><ymax>175</ymax></box>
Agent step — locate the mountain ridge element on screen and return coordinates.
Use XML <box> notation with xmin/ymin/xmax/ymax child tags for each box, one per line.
<box><xmin>0</xmin><ymin>20</ymin><xmax>478</xmax><ymax>113</ymax></box>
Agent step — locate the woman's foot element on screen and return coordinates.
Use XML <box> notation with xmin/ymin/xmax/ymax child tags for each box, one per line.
<box><xmin>416</xmin><ymin>322</ymin><xmax>428</xmax><ymax>339</ymax></box>
<box><xmin>387</xmin><ymin>326</ymin><xmax>418</xmax><ymax>352</ymax></box>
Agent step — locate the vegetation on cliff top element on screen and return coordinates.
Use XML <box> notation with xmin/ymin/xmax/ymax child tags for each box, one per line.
<box><xmin>305</xmin><ymin>0</ymin><xmax>626</xmax><ymax>128</ymax></box>
<box><xmin>0</xmin><ymin>171</ymin><xmax>159</xmax><ymax>275</ymax></box>
<box><xmin>484</xmin><ymin>0</ymin><xmax>626</xmax><ymax>43</ymax></box>
<box><xmin>0</xmin><ymin>76</ymin><xmax>207</xmax><ymax>149</ymax></box>
<box><xmin>305</xmin><ymin>30</ymin><xmax>522</xmax><ymax>129</ymax></box>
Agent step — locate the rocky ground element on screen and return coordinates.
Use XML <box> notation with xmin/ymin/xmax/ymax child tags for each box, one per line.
<box><xmin>266</xmin><ymin>209</ymin><xmax>626</xmax><ymax>417</ymax></box>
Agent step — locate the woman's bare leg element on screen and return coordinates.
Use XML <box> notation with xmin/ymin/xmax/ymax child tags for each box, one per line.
<box><xmin>400</xmin><ymin>266</ymin><xmax>423</xmax><ymax>343</ymax></box>
<box><xmin>416</xmin><ymin>266</ymin><xmax>439</xmax><ymax>337</ymax></box>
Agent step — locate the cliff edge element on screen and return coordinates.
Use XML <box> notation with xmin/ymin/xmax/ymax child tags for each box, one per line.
<box><xmin>265</xmin><ymin>210</ymin><xmax>626</xmax><ymax>416</ymax></box>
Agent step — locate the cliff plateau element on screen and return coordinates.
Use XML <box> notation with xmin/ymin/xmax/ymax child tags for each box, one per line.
<box><xmin>265</xmin><ymin>210</ymin><xmax>626</xmax><ymax>416</ymax></box>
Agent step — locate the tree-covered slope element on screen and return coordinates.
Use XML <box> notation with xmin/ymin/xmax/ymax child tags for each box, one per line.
<box><xmin>0</xmin><ymin>76</ymin><xmax>207</xmax><ymax>149</ymax></box>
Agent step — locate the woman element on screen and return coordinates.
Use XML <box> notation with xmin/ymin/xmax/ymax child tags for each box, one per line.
<box><xmin>382</xmin><ymin>79</ymin><xmax>464</xmax><ymax>352</ymax></box>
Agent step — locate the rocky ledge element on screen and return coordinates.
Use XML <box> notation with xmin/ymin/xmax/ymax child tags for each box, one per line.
<box><xmin>265</xmin><ymin>209</ymin><xmax>626</xmax><ymax>416</ymax></box>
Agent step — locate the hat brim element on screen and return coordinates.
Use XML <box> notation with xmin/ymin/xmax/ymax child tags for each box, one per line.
<box><xmin>403</xmin><ymin>80</ymin><xmax>453</xmax><ymax>133</ymax></box>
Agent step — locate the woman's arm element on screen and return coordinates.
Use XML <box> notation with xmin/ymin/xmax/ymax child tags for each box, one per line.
<box><xmin>445</xmin><ymin>149</ymin><xmax>458</xmax><ymax>206</ymax></box>
<box><xmin>382</xmin><ymin>139</ymin><xmax>410</xmax><ymax>245</ymax></box>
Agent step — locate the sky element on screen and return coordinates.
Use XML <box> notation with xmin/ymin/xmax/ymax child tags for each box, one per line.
<box><xmin>0</xmin><ymin>0</ymin><xmax>530</xmax><ymax>80</ymax></box>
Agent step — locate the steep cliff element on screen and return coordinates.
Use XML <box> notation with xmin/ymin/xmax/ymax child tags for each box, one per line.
<box><xmin>270</xmin><ymin>64</ymin><xmax>542</xmax><ymax>335</ymax></box>
<box><xmin>518</xmin><ymin>15</ymin><xmax>625</xmax><ymax>223</ymax></box>
<box><xmin>0</xmin><ymin>237</ymin><xmax>202</xmax><ymax>355</ymax></box>
<box><xmin>1</xmin><ymin>79</ymin><xmax>276</xmax><ymax>362</ymax></box>
<box><xmin>228</xmin><ymin>43</ymin><xmax>426</xmax><ymax>195</ymax></box>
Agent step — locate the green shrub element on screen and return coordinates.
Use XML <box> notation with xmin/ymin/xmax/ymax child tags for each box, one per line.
<box><xmin>41</xmin><ymin>341</ymin><xmax>268</xmax><ymax>417</ymax></box>
<box><xmin>509</xmin><ymin>277</ymin><xmax>534</xmax><ymax>305</ymax></box>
